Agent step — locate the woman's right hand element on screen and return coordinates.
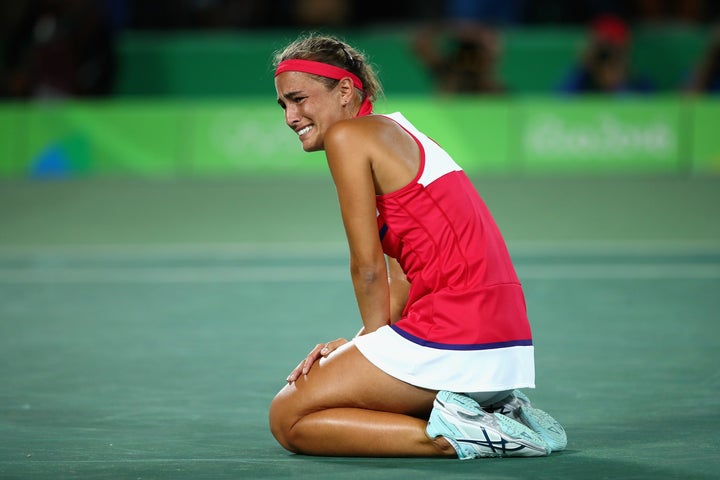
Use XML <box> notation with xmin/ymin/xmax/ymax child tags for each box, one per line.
<box><xmin>286</xmin><ymin>338</ymin><xmax>348</xmax><ymax>383</ymax></box>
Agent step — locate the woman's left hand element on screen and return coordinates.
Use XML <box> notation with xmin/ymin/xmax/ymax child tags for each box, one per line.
<box><xmin>286</xmin><ymin>338</ymin><xmax>348</xmax><ymax>383</ymax></box>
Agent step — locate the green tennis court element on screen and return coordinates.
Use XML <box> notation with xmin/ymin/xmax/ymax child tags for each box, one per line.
<box><xmin>1</xmin><ymin>176</ymin><xmax>719</xmax><ymax>479</ymax></box>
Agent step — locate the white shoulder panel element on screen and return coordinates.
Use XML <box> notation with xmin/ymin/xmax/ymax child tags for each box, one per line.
<box><xmin>384</xmin><ymin>112</ymin><xmax>462</xmax><ymax>187</ymax></box>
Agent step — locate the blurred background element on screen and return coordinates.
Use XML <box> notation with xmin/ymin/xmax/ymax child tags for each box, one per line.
<box><xmin>1</xmin><ymin>0</ymin><xmax>719</xmax><ymax>181</ymax></box>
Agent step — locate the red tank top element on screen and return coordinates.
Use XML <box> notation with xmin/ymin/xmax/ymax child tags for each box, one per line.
<box><xmin>376</xmin><ymin>113</ymin><xmax>532</xmax><ymax>349</ymax></box>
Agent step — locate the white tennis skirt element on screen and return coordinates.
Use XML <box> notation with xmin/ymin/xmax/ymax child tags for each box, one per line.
<box><xmin>351</xmin><ymin>325</ymin><xmax>535</xmax><ymax>393</ymax></box>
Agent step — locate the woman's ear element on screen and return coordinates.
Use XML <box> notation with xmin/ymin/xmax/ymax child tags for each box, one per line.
<box><xmin>338</xmin><ymin>77</ymin><xmax>355</xmax><ymax>103</ymax></box>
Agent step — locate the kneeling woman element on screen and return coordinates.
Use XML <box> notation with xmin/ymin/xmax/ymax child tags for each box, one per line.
<box><xmin>268</xmin><ymin>33</ymin><xmax>567</xmax><ymax>459</ymax></box>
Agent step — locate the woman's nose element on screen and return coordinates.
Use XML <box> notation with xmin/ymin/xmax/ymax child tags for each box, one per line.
<box><xmin>285</xmin><ymin>104</ymin><xmax>300</xmax><ymax>126</ymax></box>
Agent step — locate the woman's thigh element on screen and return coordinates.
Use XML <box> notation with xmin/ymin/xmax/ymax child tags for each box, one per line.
<box><xmin>270</xmin><ymin>342</ymin><xmax>438</xmax><ymax>424</ymax></box>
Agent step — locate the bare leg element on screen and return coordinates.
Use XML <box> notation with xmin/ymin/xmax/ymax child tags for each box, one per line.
<box><xmin>269</xmin><ymin>344</ymin><xmax>455</xmax><ymax>457</ymax></box>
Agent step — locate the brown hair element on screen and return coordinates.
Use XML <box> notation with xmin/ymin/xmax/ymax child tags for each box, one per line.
<box><xmin>273</xmin><ymin>33</ymin><xmax>383</xmax><ymax>103</ymax></box>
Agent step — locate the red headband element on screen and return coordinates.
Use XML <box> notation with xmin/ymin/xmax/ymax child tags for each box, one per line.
<box><xmin>275</xmin><ymin>59</ymin><xmax>363</xmax><ymax>89</ymax></box>
<box><xmin>275</xmin><ymin>59</ymin><xmax>373</xmax><ymax>116</ymax></box>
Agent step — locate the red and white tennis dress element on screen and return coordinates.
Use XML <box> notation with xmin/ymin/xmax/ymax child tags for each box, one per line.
<box><xmin>352</xmin><ymin>112</ymin><xmax>535</xmax><ymax>393</ymax></box>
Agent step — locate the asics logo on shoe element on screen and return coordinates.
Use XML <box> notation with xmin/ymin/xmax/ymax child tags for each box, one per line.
<box><xmin>455</xmin><ymin>436</ymin><xmax>537</xmax><ymax>456</ymax></box>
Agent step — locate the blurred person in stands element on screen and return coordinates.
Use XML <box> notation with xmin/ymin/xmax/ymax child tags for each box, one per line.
<box><xmin>1</xmin><ymin>0</ymin><xmax>116</xmax><ymax>99</ymax></box>
<box><xmin>633</xmin><ymin>0</ymin><xmax>716</xmax><ymax>25</ymax></box>
<box><xmin>558</xmin><ymin>14</ymin><xmax>654</xmax><ymax>94</ymax></box>
<box><xmin>685</xmin><ymin>27</ymin><xmax>720</xmax><ymax>94</ymax></box>
<box><xmin>443</xmin><ymin>0</ymin><xmax>526</xmax><ymax>25</ymax></box>
<box><xmin>413</xmin><ymin>22</ymin><xmax>506</xmax><ymax>94</ymax></box>
<box><xmin>292</xmin><ymin>0</ymin><xmax>352</xmax><ymax>27</ymax></box>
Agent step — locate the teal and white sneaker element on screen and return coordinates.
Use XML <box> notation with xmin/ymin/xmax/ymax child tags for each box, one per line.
<box><xmin>426</xmin><ymin>391</ymin><xmax>550</xmax><ymax>459</ymax></box>
<box><xmin>486</xmin><ymin>390</ymin><xmax>567</xmax><ymax>453</ymax></box>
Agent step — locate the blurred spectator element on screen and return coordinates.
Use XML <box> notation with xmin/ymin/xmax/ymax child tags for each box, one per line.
<box><xmin>557</xmin><ymin>14</ymin><xmax>654</xmax><ymax>94</ymax></box>
<box><xmin>292</xmin><ymin>0</ymin><xmax>352</xmax><ymax>26</ymax></box>
<box><xmin>443</xmin><ymin>0</ymin><xmax>628</xmax><ymax>25</ymax></box>
<box><xmin>444</xmin><ymin>0</ymin><xmax>526</xmax><ymax>25</ymax></box>
<box><xmin>185</xmin><ymin>0</ymin><xmax>277</xmax><ymax>29</ymax></box>
<box><xmin>102</xmin><ymin>0</ymin><xmax>129</xmax><ymax>32</ymax></box>
<box><xmin>685</xmin><ymin>27</ymin><xmax>720</xmax><ymax>94</ymax></box>
<box><xmin>0</xmin><ymin>2</ymin><xmax>29</xmax><ymax>36</ymax></box>
<box><xmin>633</xmin><ymin>0</ymin><xmax>716</xmax><ymax>25</ymax></box>
<box><xmin>1</xmin><ymin>0</ymin><xmax>117</xmax><ymax>99</ymax></box>
<box><xmin>522</xmin><ymin>0</ymin><xmax>629</xmax><ymax>25</ymax></box>
<box><xmin>413</xmin><ymin>22</ymin><xmax>506</xmax><ymax>94</ymax></box>
<box><xmin>124</xmin><ymin>0</ymin><xmax>185</xmax><ymax>29</ymax></box>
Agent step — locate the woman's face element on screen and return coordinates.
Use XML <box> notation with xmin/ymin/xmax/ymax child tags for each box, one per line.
<box><xmin>275</xmin><ymin>71</ymin><xmax>348</xmax><ymax>152</ymax></box>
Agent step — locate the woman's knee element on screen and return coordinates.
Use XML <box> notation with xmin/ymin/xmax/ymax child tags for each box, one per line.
<box><xmin>268</xmin><ymin>387</ymin><xmax>302</xmax><ymax>453</ymax></box>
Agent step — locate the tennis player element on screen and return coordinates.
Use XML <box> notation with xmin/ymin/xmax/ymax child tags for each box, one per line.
<box><xmin>268</xmin><ymin>33</ymin><xmax>567</xmax><ymax>459</ymax></box>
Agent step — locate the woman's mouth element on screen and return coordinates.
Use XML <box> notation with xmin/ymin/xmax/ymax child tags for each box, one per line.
<box><xmin>297</xmin><ymin>125</ymin><xmax>313</xmax><ymax>137</ymax></box>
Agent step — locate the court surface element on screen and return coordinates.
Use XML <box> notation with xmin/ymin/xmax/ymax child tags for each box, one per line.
<box><xmin>1</xmin><ymin>176</ymin><xmax>719</xmax><ymax>479</ymax></box>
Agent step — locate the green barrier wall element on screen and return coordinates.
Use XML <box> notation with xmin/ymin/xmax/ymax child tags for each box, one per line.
<box><xmin>691</xmin><ymin>100</ymin><xmax>720</xmax><ymax>173</ymax></box>
<box><xmin>1</xmin><ymin>97</ymin><xmax>718</xmax><ymax>178</ymax></box>
<box><xmin>115</xmin><ymin>28</ymin><xmax>710</xmax><ymax>97</ymax></box>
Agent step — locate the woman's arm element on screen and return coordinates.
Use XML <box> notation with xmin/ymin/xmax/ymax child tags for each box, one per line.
<box><xmin>325</xmin><ymin>120</ymin><xmax>390</xmax><ymax>334</ymax></box>
<box><xmin>387</xmin><ymin>256</ymin><xmax>410</xmax><ymax>324</ymax></box>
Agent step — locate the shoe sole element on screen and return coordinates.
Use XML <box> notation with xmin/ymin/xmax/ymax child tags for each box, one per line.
<box><xmin>518</xmin><ymin>405</ymin><xmax>568</xmax><ymax>452</ymax></box>
<box><xmin>509</xmin><ymin>390</ymin><xmax>567</xmax><ymax>452</ymax></box>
